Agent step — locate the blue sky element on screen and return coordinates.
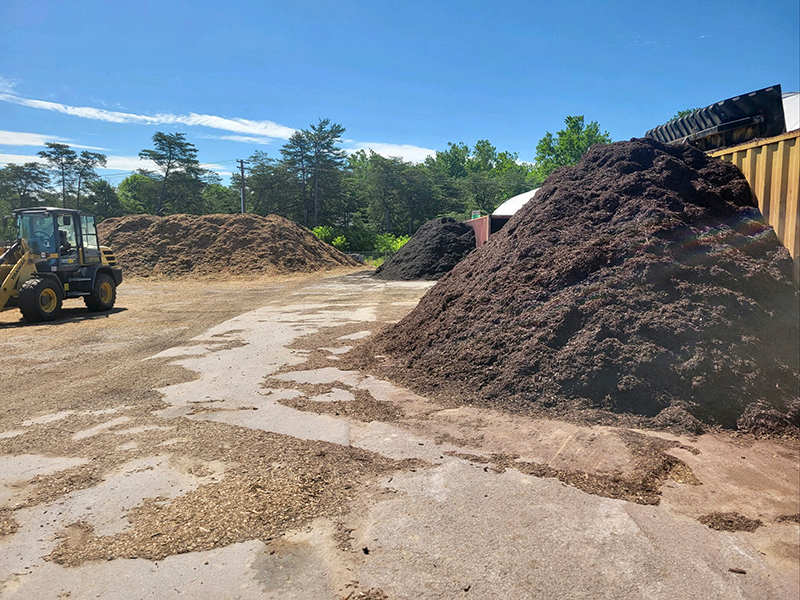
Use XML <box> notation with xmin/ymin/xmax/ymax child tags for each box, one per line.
<box><xmin>1</xmin><ymin>0</ymin><xmax>798</xmax><ymax>184</ymax></box>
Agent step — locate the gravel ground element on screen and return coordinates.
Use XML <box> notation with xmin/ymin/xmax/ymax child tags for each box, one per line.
<box><xmin>0</xmin><ymin>271</ymin><xmax>797</xmax><ymax>599</ymax></box>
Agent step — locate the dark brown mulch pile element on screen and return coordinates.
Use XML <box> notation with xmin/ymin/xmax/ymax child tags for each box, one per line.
<box><xmin>348</xmin><ymin>138</ymin><xmax>800</xmax><ymax>434</ymax></box>
<box><xmin>98</xmin><ymin>213</ymin><xmax>360</xmax><ymax>277</ymax></box>
<box><xmin>373</xmin><ymin>217</ymin><xmax>475</xmax><ymax>280</ymax></box>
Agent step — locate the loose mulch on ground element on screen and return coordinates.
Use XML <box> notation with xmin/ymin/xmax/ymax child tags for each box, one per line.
<box><xmin>347</xmin><ymin>138</ymin><xmax>800</xmax><ymax>435</ymax></box>
<box><xmin>698</xmin><ymin>512</ymin><xmax>763</xmax><ymax>532</ymax></box>
<box><xmin>0</xmin><ymin>508</ymin><xmax>19</xmax><ymax>537</ymax></box>
<box><xmin>776</xmin><ymin>513</ymin><xmax>800</xmax><ymax>523</ymax></box>
<box><xmin>278</xmin><ymin>388</ymin><xmax>406</xmax><ymax>423</ymax></box>
<box><xmin>98</xmin><ymin>213</ymin><xmax>360</xmax><ymax>278</ymax></box>
<box><xmin>373</xmin><ymin>217</ymin><xmax>475</xmax><ymax>280</ymax></box>
<box><xmin>22</xmin><ymin>418</ymin><xmax>419</xmax><ymax>565</ymax></box>
<box><xmin>344</xmin><ymin>589</ymin><xmax>388</xmax><ymax>600</ymax></box>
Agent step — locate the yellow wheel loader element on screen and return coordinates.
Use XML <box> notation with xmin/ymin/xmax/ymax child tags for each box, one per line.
<box><xmin>0</xmin><ymin>207</ymin><xmax>122</xmax><ymax>323</ymax></box>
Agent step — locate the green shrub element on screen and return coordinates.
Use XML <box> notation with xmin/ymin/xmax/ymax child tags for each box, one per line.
<box><xmin>375</xmin><ymin>233</ymin><xmax>410</xmax><ymax>255</ymax></box>
<box><xmin>312</xmin><ymin>225</ymin><xmax>335</xmax><ymax>244</ymax></box>
<box><xmin>331</xmin><ymin>235</ymin><xmax>349</xmax><ymax>251</ymax></box>
<box><xmin>342</xmin><ymin>215</ymin><xmax>377</xmax><ymax>252</ymax></box>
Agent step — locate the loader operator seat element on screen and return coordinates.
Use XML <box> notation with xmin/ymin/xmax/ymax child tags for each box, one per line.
<box><xmin>59</xmin><ymin>230</ymin><xmax>72</xmax><ymax>255</ymax></box>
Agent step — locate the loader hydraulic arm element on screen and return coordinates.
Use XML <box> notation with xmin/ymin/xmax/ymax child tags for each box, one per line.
<box><xmin>0</xmin><ymin>240</ymin><xmax>37</xmax><ymax>312</ymax></box>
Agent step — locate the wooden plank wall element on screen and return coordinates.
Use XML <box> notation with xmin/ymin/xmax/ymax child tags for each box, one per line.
<box><xmin>710</xmin><ymin>130</ymin><xmax>800</xmax><ymax>284</ymax></box>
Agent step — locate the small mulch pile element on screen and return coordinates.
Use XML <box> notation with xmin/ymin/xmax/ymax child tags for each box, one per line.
<box><xmin>347</xmin><ymin>138</ymin><xmax>800</xmax><ymax>434</ymax></box>
<box><xmin>698</xmin><ymin>512</ymin><xmax>763</xmax><ymax>532</ymax></box>
<box><xmin>373</xmin><ymin>217</ymin><xmax>475</xmax><ymax>280</ymax></box>
<box><xmin>98</xmin><ymin>213</ymin><xmax>360</xmax><ymax>277</ymax></box>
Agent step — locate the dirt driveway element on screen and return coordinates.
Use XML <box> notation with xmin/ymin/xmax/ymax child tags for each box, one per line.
<box><xmin>1</xmin><ymin>271</ymin><xmax>798</xmax><ymax>599</ymax></box>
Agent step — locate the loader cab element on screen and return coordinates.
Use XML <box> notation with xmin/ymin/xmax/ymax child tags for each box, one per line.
<box><xmin>12</xmin><ymin>208</ymin><xmax>102</xmax><ymax>267</ymax></box>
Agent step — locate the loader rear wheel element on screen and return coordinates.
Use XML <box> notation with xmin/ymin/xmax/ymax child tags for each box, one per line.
<box><xmin>19</xmin><ymin>277</ymin><xmax>63</xmax><ymax>322</ymax></box>
<box><xmin>85</xmin><ymin>273</ymin><xmax>116</xmax><ymax>312</ymax></box>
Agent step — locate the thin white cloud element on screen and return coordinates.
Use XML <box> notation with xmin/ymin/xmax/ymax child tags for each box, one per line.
<box><xmin>212</xmin><ymin>134</ymin><xmax>275</xmax><ymax>145</ymax></box>
<box><xmin>0</xmin><ymin>151</ymin><xmax>228</xmax><ymax>179</ymax></box>
<box><xmin>0</xmin><ymin>152</ymin><xmax>157</xmax><ymax>173</ymax></box>
<box><xmin>0</xmin><ymin>76</ymin><xmax>16</xmax><ymax>93</ymax></box>
<box><xmin>104</xmin><ymin>155</ymin><xmax>226</xmax><ymax>174</ymax></box>
<box><xmin>346</xmin><ymin>142</ymin><xmax>436</xmax><ymax>163</ymax></box>
<box><xmin>0</xmin><ymin>92</ymin><xmax>297</xmax><ymax>140</ymax></box>
<box><xmin>0</xmin><ymin>129</ymin><xmax>107</xmax><ymax>150</ymax></box>
<box><xmin>1</xmin><ymin>87</ymin><xmax>438</xmax><ymax>166</ymax></box>
<box><xmin>103</xmin><ymin>155</ymin><xmax>158</xmax><ymax>172</ymax></box>
<box><xmin>0</xmin><ymin>152</ymin><xmax>46</xmax><ymax>166</ymax></box>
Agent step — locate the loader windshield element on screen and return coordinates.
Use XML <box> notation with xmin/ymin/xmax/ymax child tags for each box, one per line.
<box><xmin>17</xmin><ymin>213</ymin><xmax>55</xmax><ymax>253</ymax></box>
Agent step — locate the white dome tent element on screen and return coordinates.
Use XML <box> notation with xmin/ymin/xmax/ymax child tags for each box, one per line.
<box><xmin>492</xmin><ymin>188</ymin><xmax>540</xmax><ymax>217</ymax></box>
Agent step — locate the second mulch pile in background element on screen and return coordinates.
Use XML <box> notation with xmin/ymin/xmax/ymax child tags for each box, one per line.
<box><xmin>99</xmin><ymin>213</ymin><xmax>360</xmax><ymax>277</ymax></box>
<box><xmin>373</xmin><ymin>217</ymin><xmax>475</xmax><ymax>281</ymax></box>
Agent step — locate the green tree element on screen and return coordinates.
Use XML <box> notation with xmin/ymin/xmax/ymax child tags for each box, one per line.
<box><xmin>280</xmin><ymin>131</ymin><xmax>313</xmax><ymax>224</ymax></box>
<box><xmin>462</xmin><ymin>173</ymin><xmax>502</xmax><ymax>215</ymax></box>
<box><xmin>118</xmin><ymin>173</ymin><xmax>159</xmax><ymax>214</ymax></box>
<box><xmin>421</xmin><ymin>140</ymin><xmax>532</xmax><ymax>217</ymax></box>
<box><xmin>37</xmin><ymin>142</ymin><xmax>78</xmax><ymax>207</ymax></box>
<box><xmin>432</xmin><ymin>142</ymin><xmax>470</xmax><ymax>178</ymax></box>
<box><xmin>375</xmin><ymin>232</ymin><xmax>410</xmax><ymax>254</ymax></box>
<box><xmin>397</xmin><ymin>161</ymin><xmax>440</xmax><ymax>234</ymax></box>
<box><xmin>202</xmin><ymin>183</ymin><xmax>239</xmax><ymax>214</ymax></box>
<box><xmin>0</xmin><ymin>162</ymin><xmax>50</xmax><ymax>209</ymax></box>
<box><xmin>242</xmin><ymin>151</ymin><xmax>301</xmax><ymax>219</ymax></box>
<box><xmin>280</xmin><ymin>119</ymin><xmax>347</xmax><ymax>227</ymax></box>
<box><xmin>351</xmin><ymin>150</ymin><xmax>403</xmax><ymax>233</ymax></box>
<box><xmin>166</xmin><ymin>170</ymin><xmax>207</xmax><ymax>214</ymax></box>
<box><xmin>530</xmin><ymin>116</ymin><xmax>611</xmax><ymax>186</ymax></box>
<box><xmin>74</xmin><ymin>151</ymin><xmax>107</xmax><ymax>211</ymax></box>
<box><xmin>466</xmin><ymin>139</ymin><xmax>499</xmax><ymax>173</ymax></box>
<box><xmin>349</xmin><ymin>150</ymin><xmax>442</xmax><ymax>235</ymax></box>
<box><xmin>139</xmin><ymin>132</ymin><xmax>203</xmax><ymax>215</ymax></box>
<box><xmin>671</xmin><ymin>107</ymin><xmax>701</xmax><ymax>120</ymax></box>
<box><xmin>307</xmin><ymin>118</ymin><xmax>347</xmax><ymax>228</ymax></box>
<box><xmin>83</xmin><ymin>179</ymin><xmax>123</xmax><ymax>220</ymax></box>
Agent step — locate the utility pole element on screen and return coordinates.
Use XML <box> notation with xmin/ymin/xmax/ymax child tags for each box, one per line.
<box><xmin>237</xmin><ymin>159</ymin><xmax>247</xmax><ymax>213</ymax></box>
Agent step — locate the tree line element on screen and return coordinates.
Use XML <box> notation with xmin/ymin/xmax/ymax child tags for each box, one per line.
<box><xmin>0</xmin><ymin>116</ymin><xmax>611</xmax><ymax>251</ymax></box>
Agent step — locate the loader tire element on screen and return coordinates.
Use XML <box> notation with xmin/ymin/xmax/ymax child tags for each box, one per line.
<box><xmin>19</xmin><ymin>277</ymin><xmax>63</xmax><ymax>322</ymax></box>
<box><xmin>85</xmin><ymin>273</ymin><xmax>116</xmax><ymax>312</ymax></box>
